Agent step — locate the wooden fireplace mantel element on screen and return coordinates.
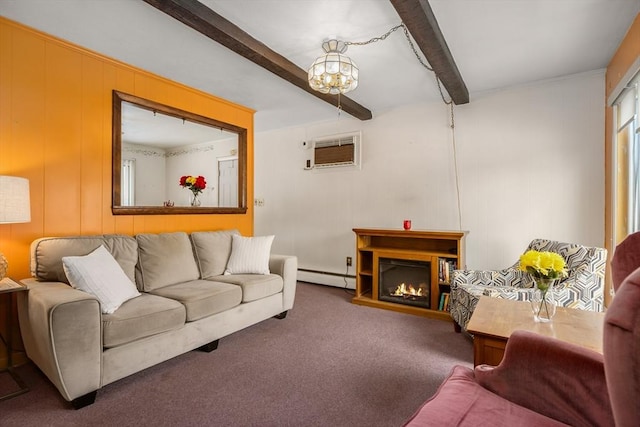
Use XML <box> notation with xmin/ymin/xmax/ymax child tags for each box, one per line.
<box><xmin>352</xmin><ymin>228</ymin><xmax>467</xmax><ymax>320</ymax></box>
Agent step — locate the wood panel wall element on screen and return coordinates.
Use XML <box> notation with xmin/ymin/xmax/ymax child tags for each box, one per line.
<box><xmin>0</xmin><ymin>17</ymin><xmax>255</xmax><ymax>280</ymax></box>
<box><xmin>605</xmin><ymin>13</ymin><xmax>640</xmax><ymax>303</ymax></box>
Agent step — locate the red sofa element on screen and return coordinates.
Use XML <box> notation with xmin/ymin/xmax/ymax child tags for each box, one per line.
<box><xmin>405</xmin><ymin>232</ymin><xmax>640</xmax><ymax>426</ymax></box>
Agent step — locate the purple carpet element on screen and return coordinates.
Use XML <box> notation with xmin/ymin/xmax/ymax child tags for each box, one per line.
<box><xmin>0</xmin><ymin>282</ymin><xmax>472</xmax><ymax>426</ymax></box>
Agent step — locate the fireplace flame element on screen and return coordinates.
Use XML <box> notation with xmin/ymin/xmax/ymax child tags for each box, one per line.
<box><xmin>391</xmin><ymin>282</ymin><xmax>426</xmax><ymax>297</ymax></box>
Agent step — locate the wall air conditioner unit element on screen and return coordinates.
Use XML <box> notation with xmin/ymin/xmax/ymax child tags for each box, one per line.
<box><xmin>312</xmin><ymin>132</ymin><xmax>361</xmax><ymax>169</ymax></box>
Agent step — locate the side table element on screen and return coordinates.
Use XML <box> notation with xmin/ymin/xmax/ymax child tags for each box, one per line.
<box><xmin>467</xmin><ymin>296</ymin><xmax>605</xmax><ymax>366</ymax></box>
<box><xmin>0</xmin><ymin>277</ymin><xmax>29</xmax><ymax>400</ymax></box>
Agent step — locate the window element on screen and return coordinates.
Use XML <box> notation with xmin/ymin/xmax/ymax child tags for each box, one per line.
<box><xmin>121</xmin><ymin>159</ymin><xmax>135</xmax><ymax>206</ymax></box>
<box><xmin>612</xmin><ymin>72</ymin><xmax>640</xmax><ymax>244</ymax></box>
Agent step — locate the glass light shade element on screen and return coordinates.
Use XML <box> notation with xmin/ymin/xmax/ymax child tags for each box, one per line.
<box><xmin>308</xmin><ymin>40</ymin><xmax>359</xmax><ymax>95</ymax></box>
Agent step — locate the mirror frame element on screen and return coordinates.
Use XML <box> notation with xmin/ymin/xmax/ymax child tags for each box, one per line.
<box><xmin>112</xmin><ymin>90</ymin><xmax>248</xmax><ymax>215</ymax></box>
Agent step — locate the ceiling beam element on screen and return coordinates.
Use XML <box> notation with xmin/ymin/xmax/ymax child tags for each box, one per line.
<box><xmin>142</xmin><ymin>0</ymin><xmax>373</xmax><ymax>120</ymax></box>
<box><xmin>390</xmin><ymin>0</ymin><xmax>469</xmax><ymax>105</ymax></box>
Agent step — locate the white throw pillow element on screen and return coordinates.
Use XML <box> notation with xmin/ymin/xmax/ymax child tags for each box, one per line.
<box><xmin>224</xmin><ymin>235</ymin><xmax>274</xmax><ymax>275</ymax></box>
<box><xmin>62</xmin><ymin>245</ymin><xmax>141</xmax><ymax>314</ymax></box>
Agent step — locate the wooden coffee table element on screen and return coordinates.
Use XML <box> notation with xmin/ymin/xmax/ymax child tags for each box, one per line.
<box><xmin>466</xmin><ymin>296</ymin><xmax>605</xmax><ymax>366</ymax></box>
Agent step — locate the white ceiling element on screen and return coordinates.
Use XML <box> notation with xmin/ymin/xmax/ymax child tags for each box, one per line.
<box><xmin>1</xmin><ymin>0</ymin><xmax>639</xmax><ymax>133</ymax></box>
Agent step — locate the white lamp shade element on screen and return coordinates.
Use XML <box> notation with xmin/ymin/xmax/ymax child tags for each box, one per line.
<box><xmin>0</xmin><ymin>176</ymin><xmax>31</xmax><ymax>224</ymax></box>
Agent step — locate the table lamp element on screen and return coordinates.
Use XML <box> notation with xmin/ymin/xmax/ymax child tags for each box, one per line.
<box><xmin>0</xmin><ymin>176</ymin><xmax>31</xmax><ymax>280</ymax></box>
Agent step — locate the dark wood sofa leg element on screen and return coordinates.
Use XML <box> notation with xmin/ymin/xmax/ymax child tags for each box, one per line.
<box><xmin>453</xmin><ymin>321</ymin><xmax>462</xmax><ymax>333</ymax></box>
<box><xmin>71</xmin><ymin>391</ymin><xmax>97</xmax><ymax>409</ymax></box>
<box><xmin>274</xmin><ymin>311</ymin><xmax>287</xmax><ymax>319</ymax></box>
<box><xmin>198</xmin><ymin>339</ymin><xmax>219</xmax><ymax>353</ymax></box>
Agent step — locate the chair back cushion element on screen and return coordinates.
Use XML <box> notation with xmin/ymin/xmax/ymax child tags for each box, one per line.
<box><xmin>610</xmin><ymin>231</ymin><xmax>640</xmax><ymax>291</ymax></box>
<box><xmin>476</xmin><ymin>330</ymin><xmax>613</xmax><ymax>427</ymax></box>
<box><xmin>525</xmin><ymin>238</ymin><xmax>607</xmax><ymax>310</ymax></box>
<box><xmin>603</xmin><ymin>265</ymin><xmax>640</xmax><ymax>427</ymax></box>
<box><xmin>526</xmin><ymin>239</ymin><xmax>606</xmax><ymax>273</ymax></box>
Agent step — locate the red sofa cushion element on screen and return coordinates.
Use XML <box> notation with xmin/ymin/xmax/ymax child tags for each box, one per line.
<box><xmin>403</xmin><ymin>365</ymin><xmax>566</xmax><ymax>426</ymax></box>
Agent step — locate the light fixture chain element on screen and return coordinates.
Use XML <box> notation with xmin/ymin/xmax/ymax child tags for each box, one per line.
<box><xmin>450</xmin><ymin>100</ymin><xmax>455</xmax><ymax>129</ymax></box>
<box><xmin>343</xmin><ymin>23</ymin><xmax>453</xmax><ymax>106</ymax></box>
<box><xmin>398</xmin><ymin>24</ymin><xmax>433</xmax><ymax>72</ymax></box>
<box><xmin>398</xmin><ymin>24</ymin><xmax>453</xmax><ymax>106</ymax></box>
<box><xmin>433</xmin><ymin>76</ymin><xmax>452</xmax><ymax>105</ymax></box>
<box><xmin>336</xmin><ymin>24</ymin><xmax>461</xmax><ymax>229</ymax></box>
<box><xmin>343</xmin><ymin>24</ymin><xmax>404</xmax><ymax>46</ymax></box>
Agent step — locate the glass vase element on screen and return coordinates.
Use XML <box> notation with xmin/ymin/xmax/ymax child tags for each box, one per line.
<box><xmin>190</xmin><ymin>193</ymin><xmax>201</xmax><ymax>207</ymax></box>
<box><xmin>530</xmin><ymin>278</ymin><xmax>557</xmax><ymax>322</ymax></box>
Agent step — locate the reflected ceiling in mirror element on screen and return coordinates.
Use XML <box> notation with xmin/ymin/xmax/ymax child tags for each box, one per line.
<box><xmin>112</xmin><ymin>91</ymin><xmax>247</xmax><ymax>215</ymax></box>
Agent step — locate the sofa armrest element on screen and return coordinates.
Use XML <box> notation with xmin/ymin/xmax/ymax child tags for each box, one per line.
<box><xmin>17</xmin><ymin>278</ymin><xmax>102</xmax><ymax>402</ymax></box>
<box><xmin>475</xmin><ymin>330</ymin><xmax>614</xmax><ymax>427</ymax></box>
<box><xmin>269</xmin><ymin>254</ymin><xmax>297</xmax><ymax>310</ymax></box>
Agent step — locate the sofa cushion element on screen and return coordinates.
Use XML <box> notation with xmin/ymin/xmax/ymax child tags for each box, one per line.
<box><xmin>212</xmin><ymin>274</ymin><xmax>283</xmax><ymax>302</ymax></box>
<box><xmin>31</xmin><ymin>235</ymin><xmax>138</xmax><ymax>284</ymax></box>
<box><xmin>403</xmin><ymin>366</ymin><xmax>566</xmax><ymax>426</ymax></box>
<box><xmin>150</xmin><ymin>280</ymin><xmax>242</xmax><ymax>321</ymax></box>
<box><xmin>62</xmin><ymin>245</ymin><xmax>141</xmax><ymax>314</ymax></box>
<box><xmin>102</xmin><ymin>293</ymin><xmax>186</xmax><ymax>348</ymax></box>
<box><xmin>190</xmin><ymin>229</ymin><xmax>239</xmax><ymax>278</ymax></box>
<box><xmin>136</xmin><ymin>232</ymin><xmax>200</xmax><ymax>291</ymax></box>
<box><xmin>224</xmin><ymin>234</ymin><xmax>274</xmax><ymax>275</ymax></box>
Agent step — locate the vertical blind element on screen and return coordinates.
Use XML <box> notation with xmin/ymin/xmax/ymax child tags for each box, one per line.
<box><xmin>614</xmin><ymin>72</ymin><xmax>640</xmax><ymax>235</ymax></box>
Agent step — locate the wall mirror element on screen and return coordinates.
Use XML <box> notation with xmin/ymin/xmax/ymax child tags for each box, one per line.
<box><xmin>112</xmin><ymin>91</ymin><xmax>247</xmax><ymax>215</ymax></box>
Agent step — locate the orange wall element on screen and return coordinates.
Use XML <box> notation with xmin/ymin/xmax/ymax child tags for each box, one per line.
<box><xmin>604</xmin><ymin>13</ymin><xmax>640</xmax><ymax>300</ymax></box>
<box><xmin>0</xmin><ymin>18</ymin><xmax>255</xmax><ymax>280</ymax></box>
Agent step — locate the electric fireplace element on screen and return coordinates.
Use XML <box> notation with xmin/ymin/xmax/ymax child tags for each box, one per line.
<box><xmin>352</xmin><ymin>228</ymin><xmax>466</xmax><ymax>319</ymax></box>
<box><xmin>378</xmin><ymin>258</ymin><xmax>431</xmax><ymax>309</ymax></box>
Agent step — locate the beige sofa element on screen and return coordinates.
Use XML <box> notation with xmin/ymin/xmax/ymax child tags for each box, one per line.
<box><xmin>17</xmin><ymin>230</ymin><xmax>297</xmax><ymax>409</ymax></box>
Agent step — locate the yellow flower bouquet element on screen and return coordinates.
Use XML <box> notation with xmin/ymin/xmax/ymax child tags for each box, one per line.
<box><xmin>519</xmin><ymin>250</ymin><xmax>567</xmax><ymax>322</ymax></box>
<box><xmin>519</xmin><ymin>250</ymin><xmax>567</xmax><ymax>281</ymax></box>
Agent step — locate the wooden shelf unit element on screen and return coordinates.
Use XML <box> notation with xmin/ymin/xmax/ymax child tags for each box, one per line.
<box><xmin>352</xmin><ymin>228</ymin><xmax>467</xmax><ymax>320</ymax></box>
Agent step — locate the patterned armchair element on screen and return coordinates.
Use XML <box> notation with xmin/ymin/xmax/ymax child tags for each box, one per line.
<box><xmin>449</xmin><ymin>238</ymin><xmax>607</xmax><ymax>332</ymax></box>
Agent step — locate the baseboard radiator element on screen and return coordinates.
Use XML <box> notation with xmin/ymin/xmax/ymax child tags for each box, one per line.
<box><xmin>297</xmin><ymin>268</ymin><xmax>356</xmax><ymax>289</ymax></box>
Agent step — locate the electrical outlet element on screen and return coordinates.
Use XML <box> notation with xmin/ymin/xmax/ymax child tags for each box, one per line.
<box><xmin>346</xmin><ymin>256</ymin><xmax>352</xmax><ymax>267</ymax></box>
